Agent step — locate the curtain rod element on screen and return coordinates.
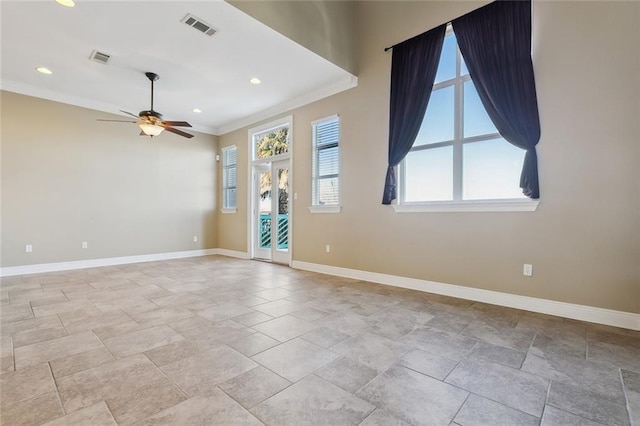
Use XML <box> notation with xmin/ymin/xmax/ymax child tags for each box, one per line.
<box><xmin>383</xmin><ymin>21</ymin><xmax>451</xmax><ymax>52</ymax></box>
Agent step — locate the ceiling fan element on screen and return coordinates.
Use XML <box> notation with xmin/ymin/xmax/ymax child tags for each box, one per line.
<box><xmin>98</xmin><ymin>72</ymin><xmax>194</xmax><ymax>139</ymax></box>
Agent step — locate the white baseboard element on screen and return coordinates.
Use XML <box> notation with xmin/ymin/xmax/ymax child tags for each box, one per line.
<box><xmin>216</xmin><ymin>249</ymin><xmax>250</xmax><ymax>260</ymax></box>
<box><xmin>0</xmin><ymin>249</ymin><xmax>219</xmax><ymax>277</ymax></box>
<box><xmin>291</xmin><ymin>261</ymin><xmax>640</xmax><ymax>331</ymax></box>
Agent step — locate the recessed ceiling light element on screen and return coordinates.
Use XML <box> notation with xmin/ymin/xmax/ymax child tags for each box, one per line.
<box><xmin>192</xmin><ymin>108</ymin><xmax>202</xmax><ymax>113</ymax></box>
<box><xmin>36</xmin><ymin>67</ymin><xmax>53</xmax><ymax>75</ymax></box>
<box><xmin>55</xmin><ymin>0</ymin><xmax>75</xmax><ymax>7</ymax></box>
<box><xmin>250</xmin><ymin>77</ymin><xmax>261</xmax><ymax>85</ymax></box>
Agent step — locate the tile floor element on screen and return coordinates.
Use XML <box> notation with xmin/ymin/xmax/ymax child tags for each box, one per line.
<box><xmin>0</xmin><ymin>256</ymin><xmax>638</xmax><ymax>425</ymax></box>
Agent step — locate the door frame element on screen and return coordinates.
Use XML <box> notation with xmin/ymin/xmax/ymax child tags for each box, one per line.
<box><xmin>247</xmin><ymin>116</ymin><xmax>293</xmax><ymax>266</ymax></box>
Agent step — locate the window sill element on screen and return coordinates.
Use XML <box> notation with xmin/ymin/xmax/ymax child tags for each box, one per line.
<box><xmin>221</xmin><ymin>208</ymin><xmax>237</xmax><ymax>214</ymax></box>
<box><xmin>308</xmin><ymin>205</ymin><xmax>342</xmax><ymax>214</ymax></box>
<box><xmin>392</xmin><ymin>199</ymin><xmax>539</xmax><ymax>213</ymax></box>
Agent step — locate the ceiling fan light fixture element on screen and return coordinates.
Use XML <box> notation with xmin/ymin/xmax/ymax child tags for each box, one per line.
<box><xmin>138</xmin><ymin>122</ymin><xmax>164</xmax><ymax>137</ymax></box>
<box><xmin>55</xmin><ymin>0</ymin><xmax>75</xmax><ymax>7</ymax></box>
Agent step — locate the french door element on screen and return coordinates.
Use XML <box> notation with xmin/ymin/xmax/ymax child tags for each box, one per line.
<box><xmin>251</xmin><ymin>159</ymin><xmax>290</xmax><ymax>264</ymax></box>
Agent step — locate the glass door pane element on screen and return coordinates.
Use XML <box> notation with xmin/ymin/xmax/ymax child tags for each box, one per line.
<box><xmin>272</xmin><ymin>160</ymin><xmax>289</xmax><ymax>264</ymax></box>
<box><xmin>252</xmin><ymin>165</ymin><xmax>271</xmax><ymax>260</ymax></box>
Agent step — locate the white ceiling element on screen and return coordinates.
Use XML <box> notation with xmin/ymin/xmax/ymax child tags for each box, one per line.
<box><xmin>0</xmin><ymin>0</ymin><xmax>356</xmax><ymax>135</ymax></box>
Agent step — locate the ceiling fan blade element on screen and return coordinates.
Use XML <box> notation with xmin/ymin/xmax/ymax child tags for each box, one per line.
<box><xmin>163</xmin><ymin>126</ymin><xmax>194</xmax><ymax>139</ymax></box>
<box><xmin>120</xmin><ymin>110</ymin><xmax>140</xmax><ymax>119</ymax></box>
<box><xmin>97</xmin><ymin>119</ymin><xmax>137</xmax><ymax>123</ymax></box>
<box><xmin>162</xmin><ymin>121</ymin><xmax>192</xmax><ymax>128</ymax></box>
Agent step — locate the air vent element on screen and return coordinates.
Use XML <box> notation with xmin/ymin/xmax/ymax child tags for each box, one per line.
<box><xmin>181</xmin><ymin>14</ymin><xmax>216</xmax><ymax>36</ymax></box>
<box><xmin>89</xmin><ymin>50</ymin><xmax>111</xmax><ymax>64</ymax></box>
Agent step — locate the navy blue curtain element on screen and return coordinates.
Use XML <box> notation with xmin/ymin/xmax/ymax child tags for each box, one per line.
<box><xmin>382</xmin><ymin>24</ymin><xmax>446</xmax><ymax>205</ymax></box>
<box><xmin>452</xmin><ymin>0</ymin><xmax>541</xmax><ymax>198</ymax></box>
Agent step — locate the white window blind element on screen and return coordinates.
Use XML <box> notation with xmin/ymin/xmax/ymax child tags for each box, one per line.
<box><xmin>222</xmin><ymin>146</ymin><xmax>237</xmax><ymax>209</ymax></box>
<box><xmin>312</xmin><ymin>116</ymin><xmax>340</xmax><ymax>206</ymax></box>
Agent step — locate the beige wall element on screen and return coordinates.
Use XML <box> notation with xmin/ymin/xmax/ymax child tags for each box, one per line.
<box><xmin>218</xmin><ymin>1</ymin><xmax>640</xmax><ymax>314</ymax></box>
<box><xmin>1</xmin><ymin>91</ymin><xmax>218</xmax><ymax>267</ymax></box>
<box><xmin>217</xmin><ymin>126</ymin><xmax>249</xmax><ymax>254</ymax></box>
<box><xmin>228</xmin><ymin>0</ymin><xmax>357</xmax><ymax>75</ymax></box>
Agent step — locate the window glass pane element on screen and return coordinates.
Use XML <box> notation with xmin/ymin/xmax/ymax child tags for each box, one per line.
<box><xmin>223</xmin><ymin>147</ymin><xmax>237</xmax><ymax>166</ymax></box>
<box><xmin>254</xmin><ymin>126</ymin><xmax>289</xmax><ymax>159</ymax></box>
<box><xmin>317</xmin><ymin>177</ymin><xmax>339</xmax><ymax>205</ymax></box>
<box><xmin>315</xmin><ymin>120</ymin><xmax>339</xmax><ymax>146</ymax></box>
<box><xmin>463</xmin><ymin>139</ymin><xmax>525</xmax><ymax>200</ymax></box>
<box><xmin>312</xmin><ymin>117</ymin><xmax>339</xmax><ymax>206</ymax></box>
<box><xmin>404</xmin><ymin>146</ymin><xmax>453</xmax><ymax>201</ymax></box>
<box><xmin>224</xmin><ymin>167</ymin><xmax>236</xmax><ymax>188</ymax></box>
<box><xmin>434</xmin><ymin>33</ymin><xmax>456</xmax><ymax>84</ymax></box>
<box><xmin>463</xmin><ymin>80</ymin><xmax>497</xmax><ymax>138</ymax></box>
<box><xmin>222</xmin><ymin>147</ymin><xmax>237</xmax><ymax>208</ymax></box>
<box><xmin>414</xmin><ymin>86</ymin><xmax>454</xmax><ymax>146</ymax></box>
<box><xmin>259</xmin><ymin>170</ymin><xmax>272</xmax><ymax>214</ymax></box>
<box><xmin>276</xmin><ymin>167</ymin><xmax>289</xmax><ymax>215</ymax></box>
<box><xmin>318</xmin><ymin>146</ymin><xmax>338</xmax><ymax>177</ymax></box>
<box><xmin>224</xmin><ymin>188</ymin><xmax>236</xmax><ymax>208</ymax></box>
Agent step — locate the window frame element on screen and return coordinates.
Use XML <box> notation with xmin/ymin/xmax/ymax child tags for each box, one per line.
<box><xmin>251</xmin><ymin>117</ymin><xmax>291</xmax><ymax>164</ymax></box>
<box><xmin>310</xmin><ymin>114</ymin><xmax>341</xmax><ymax>213</ymax></box>
<box><xmin>221</xmin><ymin>145</ymin><xmax>238</xmax><ymax>214</ymax></box>
<box><xmin>396</xmin><ymin>27</ymin><xmax>538</xmax><ymax>213</ymax></box>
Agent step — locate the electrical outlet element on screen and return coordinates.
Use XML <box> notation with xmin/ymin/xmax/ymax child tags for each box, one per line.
<box><xmin>193</xmin><ymin>236</ymin><xmax>198</xmax><ymax>242</ymax></box>
<box><xmin>523</xmin><ymin>264</ymin><xmax>533</xmax><ymax>277</ymax></box>
<box><xmin>325</xmin><ymin>245</ymin><xmax>331</xmax><ymax>253</ymax></box>
<box><xmin>25</xmin><ymin>244</ymin><xmax>33</xmax><ymax>253</ymax></box>
<box><xmin>81</xmin><ymin>241</ymin><xmax>88</xmax><ymax>249</ymax></box>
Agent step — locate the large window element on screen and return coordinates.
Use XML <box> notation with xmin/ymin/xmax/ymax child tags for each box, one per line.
<box><xmin>221</xmin><ymin>145</ymin><xmax>237</xmax><ymax>211</ymax></box>
<box><xmin>311</xmin><ymin>115</ymin><xmax>340</xmax><ymax>207</ymax></box>
<box><xmin>400</xmin><ymin>30</ymin><xmax>526</xmax><ymax>204</ymax></box>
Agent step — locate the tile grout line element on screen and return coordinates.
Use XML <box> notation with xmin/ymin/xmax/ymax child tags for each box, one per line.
<box><xmin>142</xmin><ymin>352</ymin><xmax>190</xmax><ymax>400</ymax></box>
<box><xmin>352</xmin><ymin>362</ymin><xmax>395</xmax><ymax>397</ymax></box>
<box><xmin>537</xmin><ymin>403</ymin><xmax>547</xmax><ymax>425</ymax></box>
<box><xmin>545</xmin><ymin>399</ymin><xmax>612</xmax><ymax>426</ymax></box>
<box><xmin>527</xmin><ymin>331</ymin><xmax>538</xmax><ymax>355</ymax></box>
<box><xmin>10</xmin><ymin>335</ymin><xmax>16</xmax><ymax>373</ymax></box>
<box><xmin>102</xmin><ymin>400</ymin><xmax>119</xmax><ymax>425</ymax></box>
<box><xmin>354</xmin><ymin>407</ymin><xmax>379</xmax><ymax>426</ymax></box>
<box><xmin>618</xmin><ymin>368</ymin><xmax>634</xmax><ymax>426</ymax></box>
<box><xmin>48</xmin><ymin>361</ymin><xmax>67</xmax><ymax>417</ymax></box>
<box><xmin>90</xmin><ymin>329</ymin><xmax>119</xmax><ymax>362</ymax></box>
<box><xmin>247</xmin><ymin>357</ymin><xmax>295</xmax><ymax>387</ymax></box>
<box><xmin>543</xmin><ymin>380</ymin><xmax>552</xmax><ymax>418</ymax></box>
<box><xmin>213</xmin><ymin>383</ymin><xmax>267</xmax><ymax>421</ymax></box>
<box><xmin>449</xmin><ymin>391</ymin><xmax>471</xmax><ymax>424</ymax></box>
<box><xmin>56</xmin><ymin>313</ymin><xmax>70</xmax><ymax>336</ymax></box>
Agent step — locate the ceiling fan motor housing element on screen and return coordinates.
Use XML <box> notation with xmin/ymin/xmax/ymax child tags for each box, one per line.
<box><xmin>139</xmin><ymin>110</ymin><xmax>163</xmax><ymax>120</ymax></box>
